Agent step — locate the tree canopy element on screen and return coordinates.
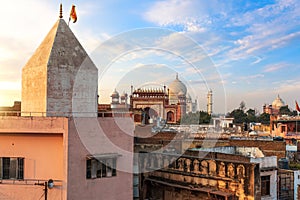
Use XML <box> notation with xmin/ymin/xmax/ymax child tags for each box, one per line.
<box><xmin>227</xmin><ymin>101</ymin><xmax>271</xmax><ymax>124</ymax></box>
<box><xmin>180</xmin><ymin>111</ymin><xmax>211</xmax><ymax>125</ymax></box>
<box><xmin>279</xmin><ymin>105</ymin><xmax>293</xmax><ymax>116</ymax></box>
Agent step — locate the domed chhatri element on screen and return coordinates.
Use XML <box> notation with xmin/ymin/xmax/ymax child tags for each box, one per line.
<box><xmin>111</xmin><ymin>89</ymin><xmax>120</xmax><ymax>98</ymax></box>
<box><xmin>272</xmin><ymin>94</ymin><xmax>285</xmax><ymax>109</ymax></box>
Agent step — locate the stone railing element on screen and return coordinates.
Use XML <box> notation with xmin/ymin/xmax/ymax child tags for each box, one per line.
<box><xmin>0</xmin><ymin>111</ymin><xmax>132</xmax><ymax>118</ymax></box>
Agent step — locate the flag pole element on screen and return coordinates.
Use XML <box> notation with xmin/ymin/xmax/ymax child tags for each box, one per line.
<box><xmin>297</xmin><ymin>110</ymin><xmax>299</xmax><ymax>134</ymax></box>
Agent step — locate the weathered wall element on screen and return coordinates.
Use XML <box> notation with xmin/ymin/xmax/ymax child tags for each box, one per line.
<box><xmin>21</xmin><ymin>19</ymin><xmax>98</xmax><ymax>117</ymax></box>
<box><xmin>0</xmin><ymin>184</ymin><xmax>64</xmax><ymax>200</ymax></box>
<box><xmin>260</xmin><ymin>170</ymin><xmax>277</xmax><ymax>200</ymax></box>
<box><xmin>149</xmin><ymin>185</ymin><xmax>209</xmax><ymax>200</ymax></box>
<box><xmin>67</xmin><ymin>117</ymin><xmax>133</xmax><ymax>200</ymax></box>
<box><xmin>294</xmin><ymin>170</ymin><xmax>300</xmax><ymax>200</ymax></box>
<box><xmin>46</xmin><ymin>20</ymin><xmax>98</xmax><ymax>117</ymax></box>
<box><xmin>0</xmin><ymin>116</ymin><xmax>68</xmax><ymax>200</ymax></box>
<box><xmin>21</xmin><ymin>47</ymin><xmax>49</xmax><ymax>115</ymax></box>
<box><xmin>0</xmin><ymin>134</ymin><xmax>63</xmax><ymax>180</ymax></box>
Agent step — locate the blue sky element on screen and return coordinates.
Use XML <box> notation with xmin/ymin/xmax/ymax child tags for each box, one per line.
<box><xmin>0</xmin><ymin>0</ymin><xmax>299</xmax><ymax>114</ymax></box>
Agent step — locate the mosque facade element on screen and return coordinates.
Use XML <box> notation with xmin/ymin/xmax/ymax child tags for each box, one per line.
<box><xmin>110</xmin><ymin>74</ymin><xmax>213</xmax><ymax>124</ymax></box>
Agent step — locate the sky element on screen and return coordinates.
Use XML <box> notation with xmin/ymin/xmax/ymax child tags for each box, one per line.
<box><xmin>0</xmin><ymin>0</ymin><xmax>299</xmax><ymax>114</ymax></box>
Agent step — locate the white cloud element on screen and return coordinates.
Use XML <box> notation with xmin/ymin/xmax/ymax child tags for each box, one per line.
<box><xmin>263</xmin><ymin>63</ymin><xmax>290</xmax><ymax>72</ymax></box>
<box><xmin>227</xmin><ymin>0</ymin><xmax>300</xmax><ymax>58</ymax></box>
<box><xmin>144</xmin><ymin>0</ymin><xmax>229</xmax><ymax>33</ymax></box>
<box><xmin>144</xmin><ymin>0</ymin><xmax>300</xmax><ymax>68</ymax></box>
<box><xmin>239</xmin><ymin>74</ymin><xmax>265</xmax><ymax>80</ymax></box>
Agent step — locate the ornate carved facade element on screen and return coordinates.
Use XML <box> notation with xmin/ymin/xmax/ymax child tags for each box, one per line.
<box><xmin>138</xmin><ymin>149</ymin><xmax>277</xmax><ymax>200</ymax></box>
<box><xmin>139</xmin><ymin>152</ymin><xmax>259</xmax><ymax>200</ymax></box>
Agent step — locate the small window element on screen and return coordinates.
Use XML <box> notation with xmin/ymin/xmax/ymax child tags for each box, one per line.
<box><xmin>0</xmin><ymin>157</ymin><xmax>24</xmax><ymax>180</ymax></box>
<box><xmin>261</xmin><ymin>176</ymin><xmax>270</xmax><ymax>196</ymax></box>
<box><xmin>86</xmin><ymin>157</ymin><xmax>118</xmax><ymax>179</ymax></box>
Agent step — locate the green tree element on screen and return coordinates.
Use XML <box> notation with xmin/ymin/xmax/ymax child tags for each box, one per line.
<box><xmin>258</xmin><ymin>113</ymin><xmax>270</xmax><ymax>124</ymax></box>
<box><xmin>246</xmin><ymin>108</ymin><xmax>257</xmax><ymax>123</ymax></box>
<box><xmin>229</xmin><ymin>109</ymin><xmax>247</xmax><ymax>124</ymax></box>
<box><xmin>279</xmin><ymin>105</ymin><xmax>292</xmax><ymax>116</ymax></box>
<box><xmin>180</xmin><ymin>111</ymin><xmax>211</xmax><ymax>125</ymax></box>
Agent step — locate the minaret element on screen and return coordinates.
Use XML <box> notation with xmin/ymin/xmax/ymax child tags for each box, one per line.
<box><xmin>21</xmin><ymin>5</ymin><xmax>98</xmax><ymax>117</ymax></box>
<box><xmin>207</xmin><ymin>90</ymin><xmax>213</xmax><ymax>115</ymax></box>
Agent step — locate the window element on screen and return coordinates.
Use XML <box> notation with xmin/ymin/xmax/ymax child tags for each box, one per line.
<box><xmin>0</xmin><ymin>157</ymin><xmax>24</xmax><ymax>180</ymax></box>
<box><xmin>261</xmin><ymin>176</ymin><xmax>270</xmax><ymax>196</ymax></box>
<box><xmin>86</xmin><ymin>157</ymin><xmax>117</xmax><ymax>179</ymax></box>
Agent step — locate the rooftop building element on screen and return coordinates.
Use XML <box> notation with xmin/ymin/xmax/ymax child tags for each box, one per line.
<box><xmin>0</xmin><ymin>5</ymin><xmax>133</xmax><ymax>199</ymax></box>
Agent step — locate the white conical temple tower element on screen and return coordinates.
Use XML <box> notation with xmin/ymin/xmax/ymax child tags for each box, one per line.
<box><xmin>21</xmin><ymin>8</ymin><xmax>98</xmax><ymax>117</ymax></box>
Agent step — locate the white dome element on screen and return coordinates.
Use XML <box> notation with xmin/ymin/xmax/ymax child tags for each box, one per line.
<box><xmin>111</xmin><ymin>89</ymin><xmax>119</xmax><ymax>98</ymax></box>
<box><xmin>272</xmin><ymin>95</ymin><xmax>285</xmax><ymax>108</ymax></box>
<box><xmin>169</xmin><ymin>74</ymin><xmax>187</xmax><ymax>96</ymax></box>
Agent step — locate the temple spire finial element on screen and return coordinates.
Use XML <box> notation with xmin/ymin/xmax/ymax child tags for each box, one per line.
<box><xmin>59</xmin><ymin>3</ymin><xmax>63</xmax><ymax>19</ymax></box>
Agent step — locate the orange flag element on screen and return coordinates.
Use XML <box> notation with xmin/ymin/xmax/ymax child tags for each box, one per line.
<box><xmin>296</xmin><ymin>100</ymin><xmax>300</xmax><ymax>112</ymax></box>
<box><xmin>69</xmin><ymin>5</ymin><xmax>77</xmax><ymax>23</ymax></box>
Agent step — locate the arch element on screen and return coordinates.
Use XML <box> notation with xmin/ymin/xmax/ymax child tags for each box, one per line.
<box><xmin>227</xmin><ymin>163</ymin><xmax>235</xmax><ymax>178</ymax></box>
<box><xmin>167</xmin><ymin>111</ymin><xmax>175</xmax><ymax>122</ymax></box>
<box><xmin>218</xmin><ymin>162</ymin><xmax>225</xmax><ymax>177</ymax></box>
<box><xmin>200</xmin><ymin>160</ymin><xmax>208</xmax><ymax>175</ymax></box>
<box><xmin>237</xmin><ymin>164</ymin><xmax>245</xmax><ymax>179</ymax></box>
<box><xmin>208</xmin><ymin>160</ymin><xmax>216</xmax><ymax>176</ymax></box>
<box><xmin>142</xmin><ymin>107</ymin><xmax>159</xmax><ymax>124</ymax></box>
<box><xmin>148</xmin><ymin>107</ymin><xmax>158</xmax><ymax>118</ymax></box>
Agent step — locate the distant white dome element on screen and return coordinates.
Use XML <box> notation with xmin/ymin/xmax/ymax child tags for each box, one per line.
<box><xmin>169</xmin><ymin>74</ymin><xmax>187</xmax><ymax>96</ymax></box>
<box><xmin>272</xmin><ymin>95</ymin><xmax>285</xmax><ymax>108</ymax></box>
<box><xmin>111</xmin><ymin>89</ymin><xmax>119</xmax><ymax>98</ymax></box>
